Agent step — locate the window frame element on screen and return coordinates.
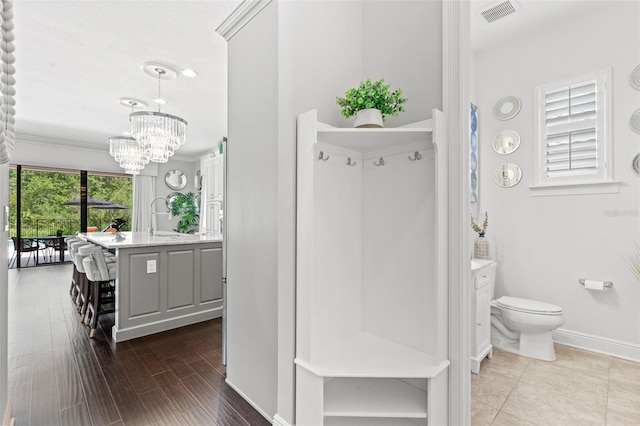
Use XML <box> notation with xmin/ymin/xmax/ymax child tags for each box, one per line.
<box><xmin>531</xmin><ymin>67</ymin><xmax>619</xmax><ymax>196</ymax></box>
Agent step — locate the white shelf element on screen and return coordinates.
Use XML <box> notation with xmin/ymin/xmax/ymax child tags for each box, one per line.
<box><xmin>317</xmin><ymin>122</ymin><xmax>432</xmax><ymax>152</ymax></box>
<box><xmin>324</xmin><ymin>377</ymin><xmax>427</xmax><ymax>418</ymax></box>
<box><xmin>295</xmin><ymin>332</ymin><xmax>449</xmax><ymax>378</ymax></box>
<box><xmin>324</xmin><ymin>417</ymin><xmax>427</xmax><ymax>426</ymax></box>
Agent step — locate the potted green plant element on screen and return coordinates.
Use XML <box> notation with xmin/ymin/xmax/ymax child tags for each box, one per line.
<box><xmin>169</xmin><ymin>192</ymin><xmax>199</xmax><ymax>234</ymax></box>
<box><xmin>336</xmin><ymin>78</ymin><xmax>407</xmax><ymax>128</ymax></box>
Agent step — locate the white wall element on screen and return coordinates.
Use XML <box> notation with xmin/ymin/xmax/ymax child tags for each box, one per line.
<box><xmin>474</xmin><ymin>1</ymin><xmax>640</xmax><ymax>352</ymax></box>
<box><xmin>226</xmin><ymin>1</ymin><xmax>279</xmax><ymax>419</ymax></box>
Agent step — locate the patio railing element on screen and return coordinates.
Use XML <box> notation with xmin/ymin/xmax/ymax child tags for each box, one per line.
<box><xmin>9</xmin><ymin>219</ymin><xmax>106</xmax><ymax>238</ymax></box>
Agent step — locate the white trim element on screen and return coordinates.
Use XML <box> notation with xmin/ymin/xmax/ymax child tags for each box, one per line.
<box><xmin>443</xmin><ymin>1</ymin><xmax>471</xmax><ymax>425</ymax></box>
<box><xmin>529</xmin><ymin>180</ymin><xmax>621</xmax><ymax>196</ymax></box>
<box><xmin>552</xmin><ymin>328</ymin><xmax>640</xmax><ymax>362</ymax></box>
<box><xmin>215</xmin><ymin>0</ymin><xmax>272</xmax><ymax>41</ymax></box>
<box><xmin>272</xmin><ymin>413</ymin><xmax>292</xmax><ymax>426</ymax></box>
<box><xmin>225</xmin><ymin>378</ymin><xmax>274</xmax><ymax>423</ymax></box>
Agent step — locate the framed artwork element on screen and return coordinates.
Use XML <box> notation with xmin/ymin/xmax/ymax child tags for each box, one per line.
<box><xmin>470</xmin><ymin>103</ymin><xmax>478</xmax><ymax>203</ymax></box>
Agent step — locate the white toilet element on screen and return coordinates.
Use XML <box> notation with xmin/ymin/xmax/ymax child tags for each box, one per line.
<box><xmin>490</xmin><ymin>295</ymin><xmax>564</xmax><ymax>361</ymax></box>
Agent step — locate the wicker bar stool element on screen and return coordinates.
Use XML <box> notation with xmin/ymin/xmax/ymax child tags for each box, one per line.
<box><xmin>81</xmin><ymin>245</ymin><xmax>117</xmax><ymax>338</ymax></box>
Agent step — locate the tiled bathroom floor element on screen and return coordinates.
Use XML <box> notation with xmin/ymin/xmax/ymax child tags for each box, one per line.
<box><xmin>471</xmin><ymin>344</ymin><xmax>640</xmax><ymax>425</ymax></box>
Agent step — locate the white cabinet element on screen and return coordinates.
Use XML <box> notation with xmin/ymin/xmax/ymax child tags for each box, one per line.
<box><xmin>471</xmin><ymin>260</ymin><xmax>496</xmax><ymax>374</ymax></box>
<box><xmin>200</xmin><ymin>155</ymin><xmax>223</xmax><ymax>234</ymax></box>
<box><xmin>295</xmin><ymin>109</ymin><xmax>449</xmax><ymax>425</ymax></box>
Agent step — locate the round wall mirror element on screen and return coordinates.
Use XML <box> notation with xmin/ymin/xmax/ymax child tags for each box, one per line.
<box><xmin>493</xmin><ymin>130</ymin><xmax>521</xmax><ymax>154</ymax></box>
<box><xmin>166</xmin><ymin>192</ymin><xmax>180</xmax><ymax>209</ymax></box>
<box><xmin>493</xmin><ymin>96</ymin><xmax>522</xmax><ymax>121</ymax></box>
<box><xmin>165</xmin><ymin>170</ymin><xmax>187</xmax><ymax>190</ymax></box>
<box><xmin>494</xmin><ymin>163</ymin><xmax>522</xmax><ymax>187</ymax></box>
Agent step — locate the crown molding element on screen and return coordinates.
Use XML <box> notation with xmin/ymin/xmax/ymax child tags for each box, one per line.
<box><xmin>215</xmin><ymin>0</ymin><xmax>272</xmax><ymax>41</ymax></box>
<box><xmin>16</xmin><ymin>133</ymin><xmax>108</xmax><ymax>153</ymax></box>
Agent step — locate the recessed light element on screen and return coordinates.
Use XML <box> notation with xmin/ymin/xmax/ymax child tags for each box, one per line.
<box><xmin>153</xmin><ymin>98</ymin><xmax>167</xmax><ymax>105</ymax></box>
<box><xmin>182</xmin><ymin>69</ymin><xmax>197</xmax><ymax>78</ymax></box>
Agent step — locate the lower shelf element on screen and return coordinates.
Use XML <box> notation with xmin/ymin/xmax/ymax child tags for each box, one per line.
<box><xmin>324</xmin><ymin>377</ymin><xmax>427</xmax><ymax>418</ymax></box>
<box><xmin>324</xmin><ymin>417</ymin><xmax>427</xmax><ymax>426</ymax></box>
<box><xmin>296</xmin><ymin>331</ymin><xmax>449</xmax><ymax>378</ymax></box>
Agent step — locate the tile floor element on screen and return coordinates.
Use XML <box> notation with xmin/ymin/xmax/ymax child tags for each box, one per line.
<box><xmin>471</xmin><ymin>345</ymin><xmax>640</xmax><ymax>425</ymax></box>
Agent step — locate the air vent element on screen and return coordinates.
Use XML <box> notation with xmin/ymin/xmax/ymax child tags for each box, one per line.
<box><xmin>479</xmin><ymin>0</ymin><xmax>519</xmax><ymax>23</ymax></box>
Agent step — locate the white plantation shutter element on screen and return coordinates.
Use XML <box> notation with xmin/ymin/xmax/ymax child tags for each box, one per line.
<box><xmin>535</xmin><ymin>69</ymin><xmax>611</xmax><ymax>186</ymax></box>
<box><xmin>544</xmin><ymin>82</ymin><xmax>597</xmax><ymax>177</ymax></box>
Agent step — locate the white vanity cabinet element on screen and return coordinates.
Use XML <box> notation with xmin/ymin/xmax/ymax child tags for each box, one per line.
<box><xmin>295</xmin><ymin>109</ymin><xmax>449</xmax><ymax>425</ymax></box>
<box><xmin>471</xmin><ymin>259</ymin><xmax>496</xmax><ymax>374</ymax></box>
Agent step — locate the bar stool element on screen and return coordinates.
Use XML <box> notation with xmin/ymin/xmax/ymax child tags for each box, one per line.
<box><xmin>66</xmin><ymin>237</ymin><xmax>84</xmax><ymax>295</ymax></box>
<box><xmin>81</xmin><ymin>245</ymin><xmax>117</xmax><ymax>338</ymax></box>
<box><xmin>73</xmin><ymin>242</ymin><xmax>94</xmax><ymax>314</ymax></box>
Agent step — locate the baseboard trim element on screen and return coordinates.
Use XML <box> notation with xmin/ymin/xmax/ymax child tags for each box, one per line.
<box><xmin>552</xmin><ymin>328</ymin><xmax>640</xmax><ymax>362</ymax></box>
<box><xmin>273</xmin><ymin>413</ymin><xmax>293</xmax><ymax>426</ymax></box>
<box><xmin>224</xmin><ymin>378</ymin><xmax>273</xmax><ymax>423</ymax></box>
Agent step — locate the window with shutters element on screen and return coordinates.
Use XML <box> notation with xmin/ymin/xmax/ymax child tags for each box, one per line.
<box><xmin>532</xmin><ymin>68</ymin><xmax>617</xmax><ymax>195</ymax></box>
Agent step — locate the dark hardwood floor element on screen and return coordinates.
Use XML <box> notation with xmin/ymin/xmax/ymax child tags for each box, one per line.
<box><xmin>7</xmin><ymin>264</ymin><xmax>270</xmax><ymax>426</ymax></box>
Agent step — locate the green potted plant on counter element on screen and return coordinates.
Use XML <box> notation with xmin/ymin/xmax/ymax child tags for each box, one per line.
<box><xmin>336</xmin><ymin>78</ymin><xmax>407</xmax><ymax>128</ymax></box>
<box><xmin>170</xmin><ymin>192</ymin><xmax>199</xmax><ymax>234</ymax></box>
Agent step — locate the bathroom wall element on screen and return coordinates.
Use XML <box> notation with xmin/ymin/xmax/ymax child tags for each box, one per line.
<box><xmin>474</xmin><ymin>1</ymin><xmax>640</xmax><ymax>356</ymax></box>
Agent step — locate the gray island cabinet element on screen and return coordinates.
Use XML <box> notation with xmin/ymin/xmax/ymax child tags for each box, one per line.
<box><xmin>79</xmin><ymin>231</ymin><xmax>223</xmax><ymax>343</ymax></box>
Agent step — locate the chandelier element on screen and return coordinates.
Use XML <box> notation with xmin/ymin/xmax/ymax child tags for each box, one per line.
<box><xmin>107</xmin><ymin>99</ymin><xmax>148</xmax><ymax>175</ymax></box>
<box><xmin>130</xmin><ymin>63</ymin><xmax>188</xmax><ymax>163</ymax></box>
<box><xmin>107</xmin><ymin>135</ymin><xmax>145</xmax><ymax>175</ymax></box>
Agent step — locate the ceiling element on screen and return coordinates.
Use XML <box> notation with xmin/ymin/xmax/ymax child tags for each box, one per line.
<box><xmin>13</xmin><ymin>0</ymin><xmax>607</xmax><ymax>162</ymax></box>
<box><xmin>14</xmin><ymin>0</ymin><xmax>241</xmax><ymax>161</ymax></box>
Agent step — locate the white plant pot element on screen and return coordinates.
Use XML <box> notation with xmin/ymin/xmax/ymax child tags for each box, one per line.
<box><xmin>354</xmin><ymin>108</ymin><xmax>384</xmax><ymax>128</ymax></box>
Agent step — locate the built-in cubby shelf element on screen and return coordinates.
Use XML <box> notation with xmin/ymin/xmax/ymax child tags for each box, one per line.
<box><xmin>316</xmin><ymin>120</ymin><xmax>433</xmax><ymax>151</ymax></box>
<box><xmin>296</xmin><ymin>109</ymin><xmax>449</xmax><ymax>426</ymax></box>
<box><xmin>324</xmin><ymin>377</ymin><xmax>427</xmax><ymax>418</ymax></box>
<box><xmin>295</xmin><ymin>332</ymin><xmax>449</xmax><ymax>378</ymax></box>
<box><xmin>324</xmin><ymin>418</ymin><xmax>427</xmax><ymax>426</ymax></box>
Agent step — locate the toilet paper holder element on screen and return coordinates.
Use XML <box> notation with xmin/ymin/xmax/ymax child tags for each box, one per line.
<box><xmin>578</xmin><ymin>278</ymin><xmax>613</xmax><ymax>288</ymax></box>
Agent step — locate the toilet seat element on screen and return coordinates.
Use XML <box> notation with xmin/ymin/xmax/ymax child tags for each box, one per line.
<box><xmin>495</xmin><ymin>296</ymin><xmax>562</xmax><ymax>315</ymax></box>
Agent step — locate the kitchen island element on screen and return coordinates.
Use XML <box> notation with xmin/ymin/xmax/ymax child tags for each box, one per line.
<box><xmin>79</xmin><ymin>231</ymin><xmax>223</xmax><ymax>343</ymax></box>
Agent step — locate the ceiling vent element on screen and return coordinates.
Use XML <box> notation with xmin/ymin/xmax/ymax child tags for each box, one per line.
<box><xmin>478</xmin><ymin>0</ymin><xmax>520</xmax><ymax>24</ymax></box>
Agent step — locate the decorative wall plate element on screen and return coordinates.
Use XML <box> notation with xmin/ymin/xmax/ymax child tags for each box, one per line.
<box><xmin>633</xmin><ymin>153</ymin><xmax>640</xmax><ymax>176</ymax></box>
<box><xmin>494</xmin><ymin>163</ymin><xmax>522</xmax><ymax>187</ymax></box>
<box><xmin>165</xmin><ymin>169</ymin><xmax>187</xmax><ymax>190</ymax></box>
<box><xmin>493</xmin><ymin>96</ymin><xmax>522</xmax><ymax>121</ymax></box>
<box><xmin>629</xmin><ymin>108</ymin><xmax>640</xmax><ymax>134</ymax></box>
<box><xmin>492</xmin><ymin>130</ymin><xmax>521</xmax><ymax>154</ymax></box>
<box><xmin>166</xmin><ymin>192</ymin><xmax>180</xmax><ymax>209</ymax></box>
<box><xmin>629</xmin><ymin>65</ymin><xmax>640</xmax><ymax>90</ymax></box>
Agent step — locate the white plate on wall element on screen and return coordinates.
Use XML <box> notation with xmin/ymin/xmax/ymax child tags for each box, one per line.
<box><xmin>492</xmin><ymin>130</ymin><xmax>521</xmax><ymax>154</ymax></box>
<box><xmin>629</xmin><ymin>108</ymin><xmax>640</xmax><ymax>134</ymax></box>
<box><xmin>629</xmin><ymin>65</ymin><xmax>640</xmax><ymax>90</ymax></box>
<box><xmin>494</xmin><ymin>163</ymin><xmax>522</xmax><ymax>187</ymax></box>
<box><xmin>494</xmin><ymin>96</ymin><xmax>522</xmax><ymax>121</ymax></box>
<box><xmin>633</xmin><ymin>153</ymin><xmax>640</xmax><ymax>176</ymax></box>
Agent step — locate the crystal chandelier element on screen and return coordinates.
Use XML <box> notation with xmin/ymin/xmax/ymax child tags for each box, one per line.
<box><xmin>107</xmin><ymin>99</ymin><xmax>148</xmax><ymax>175</ymax></box>
<box><xmin>0</xmin><ymin>0</ymin><xmax>16</xmax><ymax>165</ymax></box>
<box><xmin>107</xmin><ymin>135</ymin><xmax>146</xmax><ymax>175</ymax></box>
<box><xmin>130</xmin><ymin>64</ymin><xmax>188</xmax><ymax>163</ymax></box>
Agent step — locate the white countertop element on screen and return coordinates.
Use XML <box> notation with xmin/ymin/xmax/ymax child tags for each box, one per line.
<box><xmin>79</xmin><ymin>231</ymin><xmax>223</xmax><ymax>249</ymax></box>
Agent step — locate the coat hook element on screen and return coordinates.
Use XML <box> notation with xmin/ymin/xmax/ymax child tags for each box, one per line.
<box><xmin>346</xmin><ymin>157</ymin><xmax>357</xmax><ymax>166</ymax></box>
<box><xmin>374</xmin><ymin>157</ymin><xmax>385</xmax><ymax>166</ymax></box>
<box><xmin>409</xmin><ymin>151</ymin><xmax>422</xmax><ymax>161</ymax></box>
<box><xmin>318</xmin><ymin>151</ymin><xmax>329</xmax><ymax>161</ymax></box>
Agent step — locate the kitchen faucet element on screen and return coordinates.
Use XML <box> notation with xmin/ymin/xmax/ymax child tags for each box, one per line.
<box><xmin>149</xmin><ymin>196</ymin><xmax>169</xmax><ymax>236</ymax></box>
